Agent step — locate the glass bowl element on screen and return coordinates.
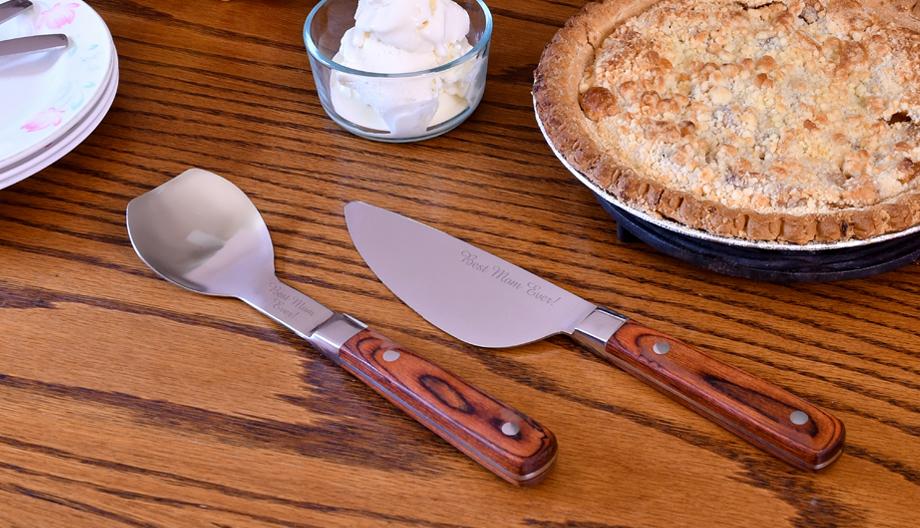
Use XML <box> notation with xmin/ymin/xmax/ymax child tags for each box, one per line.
<box><xmin>304</xmin><ymin>0</ymin><xmax>492</xmax><ymax>143</ymax></box>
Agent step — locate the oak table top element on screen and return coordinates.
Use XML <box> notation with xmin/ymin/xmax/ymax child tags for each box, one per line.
<box><xmin>1</xmin><ymin>1</ymin><xmax>918</xmax><ymax>526</ymax></box>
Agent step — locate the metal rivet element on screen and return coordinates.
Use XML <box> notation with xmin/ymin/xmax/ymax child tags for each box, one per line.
<box><xmin>652</xmin><ymin>341</ymin><xmax>671</xmax><ymax>355</ymax></box>
<box><xmin>382</xmin><ymin>350</ymin><xmax>400</xmax><ymax>362</ymax></box>
<box><xmin>501</xmin><ymin>422</ymin><xmax>520</xmax><ymax>436</ymax></box>
<box><xmin>790</xmin><ymin>410</ymin><xmax>809</xmax><ymax>425</ymax></box>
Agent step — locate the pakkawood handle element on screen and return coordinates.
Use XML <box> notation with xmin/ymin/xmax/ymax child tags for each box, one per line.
<box><xmin>603</xmin><ymin>321</ymin><xmax>845</xmax><ymax>470</ymax></box>
<box><xmin>337</xmin><ymin>328</ymin><xmax>557</xmax><ymax>485</ymax></box>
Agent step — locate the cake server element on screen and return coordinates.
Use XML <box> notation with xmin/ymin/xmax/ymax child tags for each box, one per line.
<box><xmin>344</xmin><ymin>201</ymin><xmax>846</xmax><ymax>471</ymax></box>
<box><xmin>0</xmin><ymin>0</ymin><xmax>31</xmax><ymax>25</ymax></box>
<box><xmin>126</xmin><ymin>169</ymin><xmax>557</xmax><ymax>485</ymax></box>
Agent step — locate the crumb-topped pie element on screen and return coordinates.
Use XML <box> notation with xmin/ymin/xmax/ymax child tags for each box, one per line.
<box><xmin>534</xmin><ymin>0</ymin><xmax>920</xmax><ymax>243</ymax></box>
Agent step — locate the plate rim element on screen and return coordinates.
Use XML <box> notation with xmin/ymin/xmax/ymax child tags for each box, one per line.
<box><xmin>0</xmin><ymin>51</ymin><xmax>118</xmax><ymax>189</ymax></box>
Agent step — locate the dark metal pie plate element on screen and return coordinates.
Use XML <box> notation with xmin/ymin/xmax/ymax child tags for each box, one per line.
<box><xmin>596</xmin><ymin>195</ymin><xmax>920</xmax><ymax>282</ymax></box>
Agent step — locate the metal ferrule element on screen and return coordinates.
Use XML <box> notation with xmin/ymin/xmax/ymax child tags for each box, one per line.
<box><xmin>308</xmin><ymin>313</ymin><xmax>367</xmax><ymax>358</ymax></box>
<box><xmin>571</xmin><ymin>307</ymin><xmax>628</xmax><ymax>353</ymax></box>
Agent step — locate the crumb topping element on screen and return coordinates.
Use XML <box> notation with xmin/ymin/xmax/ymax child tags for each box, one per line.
<box><xmin>579</xmin><ymin>0</ymin><xmax>920</xmax><ymax>214</ymax></box>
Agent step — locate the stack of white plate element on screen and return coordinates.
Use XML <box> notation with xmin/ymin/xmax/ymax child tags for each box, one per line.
<box><xmin>0</xmin><ymin>0</ymin><xmax>118</xmax><ymax>191</ymax></box>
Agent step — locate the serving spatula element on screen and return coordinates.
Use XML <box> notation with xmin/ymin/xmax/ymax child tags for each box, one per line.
<box><xmin>344</xmin><ymin>201</ymin><xmax>846</xmax><ymax>471</ymax></box>
<box><xmin>126</xmin><ymin>169</ymin><xmax>557</xmax><ymax>485</ymax></box>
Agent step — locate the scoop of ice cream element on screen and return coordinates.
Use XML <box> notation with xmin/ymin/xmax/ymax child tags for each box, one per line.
<box><xmin>353</xmin><ymin>0</ymin><xmax>470</xmax><ymax>60</ymax></box>
<box><xmin>330</xmin><ymin>0</ymin><xmax>477</xmax><ymax>137</ymax></box>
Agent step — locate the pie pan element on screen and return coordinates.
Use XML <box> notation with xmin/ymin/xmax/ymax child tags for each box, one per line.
<box><xmin>535</xmin><ymin>99</ymin><xmax>920</xmax><ymax>281</ymax></box>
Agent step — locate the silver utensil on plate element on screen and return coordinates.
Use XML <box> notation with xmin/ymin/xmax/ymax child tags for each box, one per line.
<box><xmin>0</xmin><ymin>0</ymin><xmax>68</xmax><ymax>59</ymax></box>
<box><xmin>0</xmin><ymin>33</ymin><xmax>67</xmax><ymax>57</ymax></box>
<box><xmin>0</xmin><ymin>0</ymin><xmax>31</xmax><ymax>25</ymax></box>
<box><xmin>126</xmin><ymin>168</ymin><xmax>557</xmax><ymax>486</ymax></box>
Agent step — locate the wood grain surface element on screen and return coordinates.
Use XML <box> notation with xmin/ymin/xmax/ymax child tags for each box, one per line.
<box><xmin>0</xmin><ymin>0</ymin><xmax>918</xmax><ymax>526</ymax></box>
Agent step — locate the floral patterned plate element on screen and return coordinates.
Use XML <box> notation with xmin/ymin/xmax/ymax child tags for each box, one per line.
<box><xmin>0</xmin><ymin>46</ymin><xmax>117</xmax><ymax>190</ymax></box>
<box><xmin>0</xmin><ymin>1</ymin><xmax>114</xmax><ymax>168</ymax></box>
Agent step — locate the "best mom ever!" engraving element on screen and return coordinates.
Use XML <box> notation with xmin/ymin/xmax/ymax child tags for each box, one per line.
<box><xmin>459</xmin><ymin>249</ymin><xmax>562</xmax><ymax>306</ymax></box>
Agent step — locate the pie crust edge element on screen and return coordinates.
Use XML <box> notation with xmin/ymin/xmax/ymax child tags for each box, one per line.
<box><xmin>533</xmin><ymin>0</ymin><xmax>920</xmax><ymax>244</ymax></box>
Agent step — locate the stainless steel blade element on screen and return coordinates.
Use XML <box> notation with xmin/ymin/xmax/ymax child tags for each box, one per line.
<box><xmin>0</xmin><ymin>0</ymin><xmax>31</xmax><ymax>25</ymax></box>
<box><xmin>345</xmin><ymin>201</ymin><xmax>597</xmax><ymax>348</ymax></box>
<box><xmin>0</xmin><ymin>34</ymin><xmax>68</xmax><ymax>57</ymax></box>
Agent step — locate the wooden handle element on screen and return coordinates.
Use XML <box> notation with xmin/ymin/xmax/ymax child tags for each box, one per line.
<box><xmin>603</xmin><ymin>321</ymin><xmax>845</xmax><ymax>470</ymax></box>
<box><xmin>337</xmin><ymin>328</ymin><xmax>557</xmax><ymax>485</ymax></box>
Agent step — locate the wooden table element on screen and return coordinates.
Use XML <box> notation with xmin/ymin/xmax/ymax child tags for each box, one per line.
<box><xmin>1</xmin><ymin>1</ymin><xmax>918</xmax><ymax>526</ymax></box>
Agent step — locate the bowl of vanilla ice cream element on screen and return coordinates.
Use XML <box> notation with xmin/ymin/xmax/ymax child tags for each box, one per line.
<box><xmin>304</xmin><ymin>0</ymin><xmax>492</xmax><ymax>142</ymax></box>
